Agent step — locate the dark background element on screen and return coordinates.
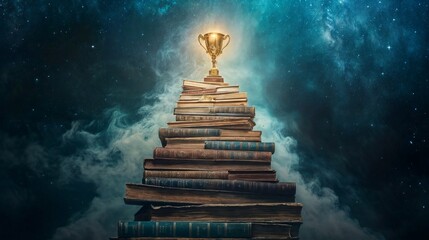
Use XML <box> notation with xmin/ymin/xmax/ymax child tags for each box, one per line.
<box><xmin>0</xmin><ymin>1</ymin><xmax>428</xmax><ymax>239</ymax></box>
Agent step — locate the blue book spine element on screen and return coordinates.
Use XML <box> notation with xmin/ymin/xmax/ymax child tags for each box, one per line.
<box><xmin>144</xmin><ymin>177</ymin><xmax>296</xmax><ymax>196</ymax></box>
<box><xmin>205</xmin><ymin>141</ymin><xmax>275</xmax><ymax>153</ymax></box>
<box><xmin>118</xmin><ymin>221</ymin><xmax>252</xmax><ymax>238</ymax></box>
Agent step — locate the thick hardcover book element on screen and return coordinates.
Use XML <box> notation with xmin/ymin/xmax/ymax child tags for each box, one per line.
<box><xmin>143</xmin><ymin>178</ymin><xmax>295</xmax><ymax>196</ymax></box>
<box><xmin>181</xmin><ymin>86</ymin><xmax>240</xmax><ymax>95</ymax></box>
<box><xmin>176</xmin><ymin>100</ymin><xmax>247</xmax><ymax>108</ymax></box>
<box><xmin>153</xmin><ymin>148</ymin><xmax>271</xmax><ymax>161</ymax></box>
<box><xmin>135</xmin><ymin>203</ymin><xmax>303</xmax><ymax>223</ymax></box>
<box><xmin>159</xmin><ymin>128</ymin><xmax>221</xmax><ymax>146</ymax></box>
<box><xmin>228</xmin><ymin>170</ymin><xmax>278</xmax><ymax>182</ymax></box>
<box><xmin>165</xmin><ymin>136</ymin><xmax>262</xmax><ymax>147</ymax></box>
<box><xmin>124</xmin><ymin>183</ymin><xmax>295</xmax><ymax>205</ymax></box>
<box><xmin>203</xmin><ymin>76</ymin><xmax>224</xmax><ymax>83</ymax></box>
<box><xmin>167</xmin><ymin>119</ymin><xmax>255</xmax><ymax>130</ymax></box>
<box><xmin>205</xmin><ymin>141</ymin><xmax>275</xmax><ymax>153</ymax></box>
<box><xmin>143</xmin><ymin>170</ymin><xmax>277</xmax><ymax>182</ymax></box>
<box><xmin>118</xmin><ymin>221</ymin><xmax>292</xmax><ymax>239</ymax></box>
<box><xmin>144</xmin><ymin>159</ymin><xmax>271</xmax><ymax>171</ymax></box>
<box><xmin>144</xmin><ymin>170</ymin><xmax>229</xmax><ymax>179</ymax></box>
<box><xmin>179</xmin><ymin>92</ymin><xmax>247</xmax><ymax>101</ymax></box>
<box><xmin>183</xmin><ymin>79</ymin><xmax>230</xmax><ymax>89</ymax></box>
<box><xmin>165</xmin><ymin>142</ymin><xmax>205</xmax><ymax>149</ymax></box>
<box><xmin>175</xmin><ymin>115</ymin><xmax>252</xmax><ymax>121</ymax></box>
<box><xmin>174</xmin><ymin>106</ymin><xmax>255</xmax><ymax>117</ymax></box>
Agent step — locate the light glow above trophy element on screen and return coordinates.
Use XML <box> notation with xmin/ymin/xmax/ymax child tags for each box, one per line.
<box><xmin>198</xmin><ymin>32</ymin><xmax>230</xmax><ymax>82</ymax></box>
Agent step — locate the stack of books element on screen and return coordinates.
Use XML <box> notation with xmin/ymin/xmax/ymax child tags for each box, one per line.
<box><xmin>114</xmin><ymin>78</ymin><xmax>303</xmax><ymax>239</ymax></box>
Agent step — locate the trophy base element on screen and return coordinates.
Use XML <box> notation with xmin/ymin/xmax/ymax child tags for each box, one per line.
<box><xmin>204</xmin><ymin>76</ymin><xmax>224</xmax><ymax>83</ymax></box>
<box><xmin>208</xmin><ymin>68</ymin><xmax>220</xmax><ymax>77</ymax></box>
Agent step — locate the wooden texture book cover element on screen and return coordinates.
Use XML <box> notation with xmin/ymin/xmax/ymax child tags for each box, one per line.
<box><xmin>174</xmin><ymin>106</ymin><xmax>255</xmax><ymax>117</ymax></box>
<box><xmin>143</xmin><ymin>178</ymin><xmax>296</xmax><ymax>196</ymax></box>
<box><xmin>153</xmin><ymin>148</ymin><xmax>272</xmax><ymax>161</ymax></box>
<box><xmin>124</xmin><ymin>183</ymin><xmax>295</xmax><ymax>205</ymax></box>
<box><xmin>144</xmin><ymin>159</ymin><xmax>272</xmax><ymax>171</ymax></box>
<box><xmin>136</xmin><ymin>203</ymin><xmax>303</xmax><ymax>223</ymax></box>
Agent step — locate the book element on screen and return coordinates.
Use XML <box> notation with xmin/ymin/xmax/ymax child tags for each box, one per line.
<box><xmin>175</xmin><ymin>115</ymin><xmax>252</xmax><ymax>121</ymax></box>
<box><xmin>144</xmin><ymin>159</ymin><xmax>272</xmax><ymax>171</ymax></box>
<box><xmin>204</xmin><ymin>76</ymin><xmax>224</xmax><ymax>83</ymax></box>
<box><xmin>118</xmin><ymin>221</ymin><xmax>292</xmax><ymax>239</ymax></box>
<box><xmin>143</xmin><ymin>178</ymin><xmax>296</xmax><ymax>196</ymax></box>
<box><xmin>143</xmin><ymin>170</ymin><xmax>278</xmax><ymax>182</ymax></box>
<box><xmin>164</xmin><ymin>137</ymin><xmax>262</xmax><ymax>148</ymax></box>
<box><xmin>165</xmin><ymin>141</ymin><xmax>205</xmax><ymax>149</ymax></box>
<box><xmin>153</xmin><ymin>148</ymin><xmax>272</xmax><ymax>161</ymax></box>
<box><xmin>181</xmin><ymin>86</ymin><xmax>240</xmax><ymax>95</ymax></box>
<box><xmin>159</xmin><ymin>128</ymin><xmax>261</xmax><ymax>142</ymax></box>
<box><xmin>205</xmin><ymin>141</ymin><xmax>275</xmax><ymax>153</ymax></box>
<box><xmin>167</xmin><ymin>119</ymin><xmax>255</xmax><ymax>130</ymax></box>
<box><xmin>183</xmin><ymin>79</ymin><xmax>230</xmax><ymax>89</ymax></box>
<box><xmin>228</xmin><ymin>170</ymin><xmax>278</xmax><ymax>182</ymax></box>
<box><xmin>174</xmin><ymin>106</ymin><xmax>255</xmax><ymax>117</ymax></box>
<box><xmin>158</xmin><ymin>128</ymin><xmax>220</xmax><ymax>146</ymax></box>
<box><xmin>176</xmin><ymin>100</ymin><xmax>247</xmax><ymax>108</ymax></box>
<box><xmin>135</xmin><ymin>203</ymin><xmax>303</xmax><ymax>223</ymax></box>
<box><xmin>179</xmin><ymin>92</ymin><xmax>247</xmax><ymax>101</ymax></box>
<box><xmin>144</xmin><ymin>170</ymin><xmax>229</xmax><ymax>179</ymax></box>
<box><xmin>124</xmin><ymin>183</ymin><xmax>295</xmax><ymax>205</ymax></box>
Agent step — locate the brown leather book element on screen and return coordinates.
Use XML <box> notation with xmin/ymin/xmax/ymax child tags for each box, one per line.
<box><xmin>135</xmin><ymin>203</ymin><xmax>302</xmax><ymax>222</ymax></box>
<box><xmin>124</xmin><ymin>183</ymin><xmax>295</xmax><ymax>205</ymax></box>
<box><xmin>144</xmin><ymin>159</ymin><xmax>272</xmax><ymax>171</ymax></box>
<box><xmin>143</xmin><ymin>170</ymin><xmax>278</xmax><ymax>182</ymax></box>
<box><xmin>153</xmin><ymin>148</ymin><xmax>271</xmax><ymax>161</ymax></box>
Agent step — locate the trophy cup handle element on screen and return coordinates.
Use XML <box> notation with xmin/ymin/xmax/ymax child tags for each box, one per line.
<box><xmin>198</xmin><ymin>34</ymin><xmax>207</xmax><ymax>52</ymax></box>
<box><xmin>222</xmin><ymin>35</ymin><xmax>231</xmax><ymax>51</ymax></box>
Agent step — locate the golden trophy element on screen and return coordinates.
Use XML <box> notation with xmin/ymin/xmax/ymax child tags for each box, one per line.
<box><xmin>198</xmin><ymin>32</ymin><xmax>230</xmax><ymax>81</ymax></box>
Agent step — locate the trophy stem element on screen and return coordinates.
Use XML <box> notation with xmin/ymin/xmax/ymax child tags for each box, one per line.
<box><xmin>209</xmin><ymin>56</ymin><xmax>219</xmax><ymax>76</ymax></box>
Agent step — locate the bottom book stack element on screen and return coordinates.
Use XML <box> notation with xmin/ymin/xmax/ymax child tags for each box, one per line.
<box><xmin>112</xmin><ymin>178</ymin><xmax>303</xmax><ymax>239</ymax></box>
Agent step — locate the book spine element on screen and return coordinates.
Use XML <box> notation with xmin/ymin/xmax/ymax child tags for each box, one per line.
<box><xmin>144</xmin><ymin>159</ymin><xmax>272</xmax><ymax>171</ymax></box>
<box><xmin>144</xmin><ymin>178</ymin><xmax>296</xmax><ymax>195</ymax></box>
<box><xmin>176</xmin><ymin>115</ymin><xmax>251</xmax><ymax>121</ymax></box>
<box><xmin>174</xmin><ymin>107</ymin><xmax>255</xmax><ymax>117</ymax></box>
<box><xmin>210</xmin><ymin>106</ymin><xmax>255</xmax><ymax>115</ymax></box>
<box><xmin>159</xmin><ymin>128</ymin><xmax>221</xmax><ymax>146</ymax></box>
<box><xmin>153</xmin><ymin>148</ymin><xmax>271</xmax><ymax>161</ymax></box>
<box><xmin>144</xmin><ymin>170</ymin><xmax>229</xmax><ymax>179</ymax></box>
<box><xmin>118</xmin><ymin>221</ymin><xmax>251</xmax><ymax>238</ymax></box>
<box><xmin>205</xmin><ymin>141</ymin><xmax>275</xmax><ymax>153</ymax></box>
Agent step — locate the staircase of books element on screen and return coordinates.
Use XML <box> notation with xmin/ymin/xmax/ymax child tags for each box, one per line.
<box><xmin>114</xmin><ymin>76</ymin><xmax>303</xmax><ymax>239</ymax></box>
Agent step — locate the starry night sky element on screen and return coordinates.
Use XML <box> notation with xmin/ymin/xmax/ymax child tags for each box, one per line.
<box><xmin>1</xmin><ymin>1</ymin><xmax>428</xmax><ymax>240</ymax></box>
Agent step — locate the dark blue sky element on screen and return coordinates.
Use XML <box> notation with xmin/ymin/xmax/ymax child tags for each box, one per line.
<box><xmin>0</xmin><ymin>1</ymin><xmax>428</xmax><ymax>239</ymax></box>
